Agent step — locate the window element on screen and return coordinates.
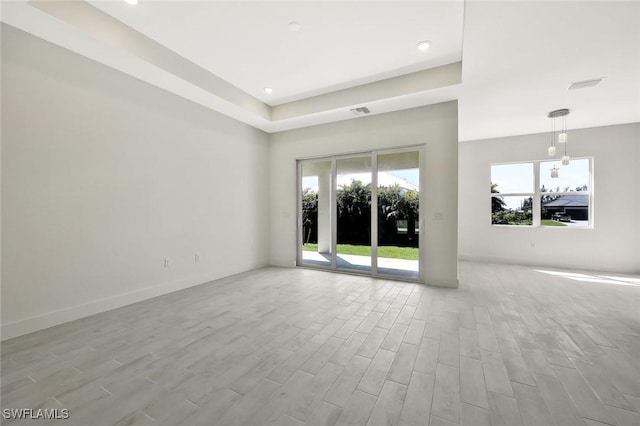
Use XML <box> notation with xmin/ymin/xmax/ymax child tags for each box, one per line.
<box><xmin>539</xmin><ymin>159</ymin><xmax>591</xmax><ymax>227</ymax></box>
<box><xmin>491</xmin><ymin>158</ymin><xmax>592</xmax><ymax>228</ymax></box>
<box><xmin>491</xmin><ymin>163</ymin><xmax>534</xmax><ymax>226</ymax></box>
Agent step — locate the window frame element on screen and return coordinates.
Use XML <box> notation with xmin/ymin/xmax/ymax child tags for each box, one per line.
<box><xmin>490</xmin><ymin>157</ymin><xmax>593</xmax><ymax>228</ymax></box>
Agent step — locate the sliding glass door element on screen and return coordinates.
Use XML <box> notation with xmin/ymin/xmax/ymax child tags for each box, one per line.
<box><xmin>299</xmin><ymin>159</ymin><xmax>332</xmax><ymax>268</ymax></box>
<box><xmin>336</xmin><ymin>156</ymin><xmax>372</xmax><ymax>273</ymax></box>
<box><xmin>298</xmin><ymin>148</ymin><xmax>421</xmax><ymax>280</ymax></box>
<box><xmin>376</xmin><ymin>152</ymin><xmax>420</xmax><ymax>278</ymax></box>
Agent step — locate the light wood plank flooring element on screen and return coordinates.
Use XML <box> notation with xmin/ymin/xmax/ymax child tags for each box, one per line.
<box><xmin>2</xmin><ymin>262</ymin><xmax>640</xmax><ymax>425</ymax></box>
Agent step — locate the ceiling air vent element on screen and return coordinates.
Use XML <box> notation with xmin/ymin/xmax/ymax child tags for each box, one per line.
<box><xmin>568</xmin><ymin>77</ymin><xmax>606</xmax><ymax>90</ymax></box>
<box><xmin>350</xmin><ymin>106</ymin><xmax>371</xmax><ymax>116</ymax></box>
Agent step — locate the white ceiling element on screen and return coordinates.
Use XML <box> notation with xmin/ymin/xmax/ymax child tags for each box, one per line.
<box><xmin>460</xmin><ymin>1</ymin><xmax>640</xmax><ymax>141</ymax></box>
<box><xmin>2</xmin><ymin>1</ymin><xmax>639</xmax><ymax>141</ymax></box>
<box><xmin>89</xmin><ymin>1</ymin><xmax>464</xmax><ymax>105</ymax></box>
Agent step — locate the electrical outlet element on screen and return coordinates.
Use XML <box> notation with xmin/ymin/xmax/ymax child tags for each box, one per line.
<box><xmin>164</xmin><ymin>259</ymin><xmax>170</xmax><ymax>268</ymax></box>
<box><xmin>434</xmin><ymin>211</ymin><xmax>444</xmax><ymax>220</ymax></box>
<box><xmin>195</xmin><ymin>253</ymin><xmax>200</xmax><ymax>263</ymax></box>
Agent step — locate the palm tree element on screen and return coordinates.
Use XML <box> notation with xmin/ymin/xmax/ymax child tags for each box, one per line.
<box><xmin>301</xmin><ymin>189</ymin><xmax>318</xmax><ymax>244</ymax></box>
<box><xmin>491</xmin><ymin>183</ymin><xmax>507</xmax><ymax>213</ymax></box>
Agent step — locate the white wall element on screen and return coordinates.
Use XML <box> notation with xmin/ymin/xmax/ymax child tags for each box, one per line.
<box><xmin>459</xmin><ymin>122</ymin><xmax>640</xmax><ymax>273</ymax></box>
<box><xmin>269</xmin><ymin>102</ymin><xmax>459</xmax><ymax>287</ymax></box>
<box><xmin>1</xmin><ymin>26</ymin><xmax>270</xmax><ymax>340</ymax></box>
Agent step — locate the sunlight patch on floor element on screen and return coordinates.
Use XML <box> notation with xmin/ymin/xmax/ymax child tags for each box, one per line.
<box><xmin>535</xmin><ymin>269</ymin><xmax>640</xmax><ymax>287</ymax></box>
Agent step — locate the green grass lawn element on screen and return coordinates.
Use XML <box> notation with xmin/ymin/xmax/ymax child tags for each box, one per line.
<box><xmin>302</xmin><ymin>243</ymin><xmax>418</xmax><ymax>260</ymax></box>
<box><xmin>541</xmin><ymin>219</ymin><xmax>567</xmax><ymax>227</ymax></box>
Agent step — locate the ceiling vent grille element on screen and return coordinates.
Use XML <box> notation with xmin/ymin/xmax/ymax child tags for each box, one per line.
<box><xmin>350</xmin><ymin>106</ymin><xmax>371</xmax><ymax>116</ymax></box>
<box><xmin>568</xmin><ymin>77</ymin><xmax>606</xmax><ymax>90</ymax></box>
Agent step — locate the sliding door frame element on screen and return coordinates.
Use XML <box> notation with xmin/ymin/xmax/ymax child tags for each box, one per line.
<box><xmin>297</xmin><ymin>144</ymin><xmax>425</xmax><ymax>282</ymax></box>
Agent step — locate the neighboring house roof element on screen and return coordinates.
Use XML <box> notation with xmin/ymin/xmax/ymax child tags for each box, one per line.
<box><xmin>542</xmin><ymin>194</ymin><xmax>588</xmax><ymax>207</ymax></box>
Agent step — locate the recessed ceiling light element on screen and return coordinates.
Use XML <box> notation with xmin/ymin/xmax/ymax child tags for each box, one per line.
<box><xmin>568</xmin><ymin>77</ymin><xmax>606</xmax><ymax>90</ymax></box>
<box><xmin>264</xmin><ymin>87</ymin><xmax>273</xmax><ymax>94</ymax></box>
<box><xmin>416</xmin><ymin>40</ymin><xmax>432</xmax><ymax>51</ymax></box>
<box><xmin>288</xmin><ymin>22</ymin><xmax>301</xmax><ymax>32</ymax></box>
<box><xmin>123</xmin><ymin>0</ymin><xmax>138</xmax><ymax>5</ymax></box>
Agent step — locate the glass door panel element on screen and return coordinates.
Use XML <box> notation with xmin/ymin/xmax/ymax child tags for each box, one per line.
<box><xmin>336</xmin><ymin>156</ymin><xmax>372</xmax><ymax>273</ymax></box>
<box><xmin>300</xmin><ymin>160</ymin><xmax>332</xmax><ymax>268</ymax></box>
<box><xmin>377</xmin><ymin>151</ymin><xmax>420</xmax><ymax>278</ymax></box>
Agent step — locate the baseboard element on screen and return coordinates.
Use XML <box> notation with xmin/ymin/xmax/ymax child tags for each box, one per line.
<box><xmin>458</xmin><ymin>254</ymin><xmax>524</xmax><ymax>265</ymax></box>
<box><xmin>1</xmin><ymin>271</ymin><xmax>236</xmax><ymax>341</ymax></box>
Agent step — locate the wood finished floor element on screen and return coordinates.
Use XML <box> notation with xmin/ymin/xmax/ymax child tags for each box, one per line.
<box><xmin>2</xmin><ymin>262</ymin><xmax>640</xmax><ymax>426</ymax></box>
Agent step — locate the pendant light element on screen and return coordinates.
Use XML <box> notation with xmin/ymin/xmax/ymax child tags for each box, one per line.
<box><xmin>547</xmin><ymin>108</ymin><xmax>570</xmax><ymax>177</ymax></box>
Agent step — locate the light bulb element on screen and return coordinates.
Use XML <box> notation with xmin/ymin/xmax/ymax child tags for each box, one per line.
<box><xmin>558</xmin><ymin>132</ymin><xmax>567</xmax><ymax>143</ymax></box>
<box><xmin>551</xmin><ymin>168</ymin><xmax>559</xmax><ymax>178</ymax></box>
<box><xmin>562</xmin><ymin>156</ymin><xmax>570</xmax><ymax>165</ymax></box>
<box><xmin>548</xmin><ymin>146</ymin><xmax>556</xmax><ymax>156</ymax></box>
